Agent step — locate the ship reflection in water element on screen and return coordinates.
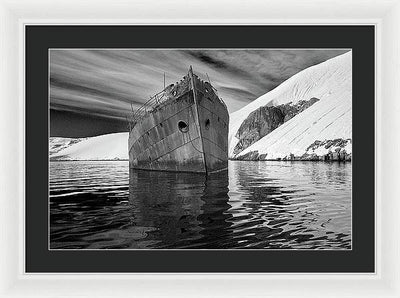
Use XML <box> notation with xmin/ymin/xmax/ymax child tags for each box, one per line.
<box><xmin>50</xmin><ymin>161</ymin><xmax>351</xmax><ymax>249</ymax></box>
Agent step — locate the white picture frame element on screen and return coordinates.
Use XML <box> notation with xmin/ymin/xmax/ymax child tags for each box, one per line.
<box><xmin>0</xmin><ymin>0</ymin><xmax>398</xmax><ymax>296</ymax></box>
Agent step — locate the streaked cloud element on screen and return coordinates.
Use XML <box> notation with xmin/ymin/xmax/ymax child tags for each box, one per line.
<box><xmin>50</xmin><ymin>49</ymin><xmax>349</xmax><ymax>136</ymax></box>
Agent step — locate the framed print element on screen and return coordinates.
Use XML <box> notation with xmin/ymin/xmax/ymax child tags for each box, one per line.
<box><xmin>1</xmin><ymin>0</ymin><xmax>400</xmax><ymax>297</ymax></box>
<box><xmin>25</xmin><ymin>25</ymin><xmax>374</xmax><ymax>273</ymax></box>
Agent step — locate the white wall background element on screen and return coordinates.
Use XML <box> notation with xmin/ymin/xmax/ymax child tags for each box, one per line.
<box><xmin>1</xmin><ymin>0</ymin><xmax>400</xmax><ymax>297</ymax></box>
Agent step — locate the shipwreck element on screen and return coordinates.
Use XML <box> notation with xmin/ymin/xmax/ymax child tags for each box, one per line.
<box><xmin>127</xmin><ymin>67</ymin><xmax>229</xmax><ymax>174</ymax></box>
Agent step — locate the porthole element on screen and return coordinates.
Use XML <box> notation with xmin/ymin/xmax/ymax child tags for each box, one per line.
<box><xmin>178</xmin><ymin>121</ymin><xmax>189</xmax><ymax>133</ymax></box>
<box><xmin>205</xmin><ymin>119</ymin><xmax>210</xmax><ymax>130</ymax></box>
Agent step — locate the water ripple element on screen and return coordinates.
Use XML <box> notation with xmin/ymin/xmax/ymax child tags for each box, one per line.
<box><xmin>50</xmin><ymin>160</ymin><xmax>351</xmax><ymax>249</ymax></box>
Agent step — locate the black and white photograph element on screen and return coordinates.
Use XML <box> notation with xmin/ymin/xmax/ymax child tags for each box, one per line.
<box><xmin>49</xmin><ymin>49</ymin><xmax>352</xmax><ymax>250</ymax></box>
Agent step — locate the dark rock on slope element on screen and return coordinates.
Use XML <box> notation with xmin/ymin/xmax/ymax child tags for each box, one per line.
<box><xmin>233</xmin><ymin>97</ymin><xmax>320</xmax><ymax>155</ymax></box>
<box><xmin>302</xmin><ymin>139</ymin><xmax>352</xmax><ymax>161</ymax></box>
<box><xmin>234</xmin><ymin>138</ymin><xmax>351</xmax><ymax>161</ymax></box>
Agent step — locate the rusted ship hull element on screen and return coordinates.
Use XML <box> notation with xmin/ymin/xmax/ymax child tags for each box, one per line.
<box><xmin>128</xmin><ymin>68</ymin><xmax>229</xmax><ymax>174</ymax></box>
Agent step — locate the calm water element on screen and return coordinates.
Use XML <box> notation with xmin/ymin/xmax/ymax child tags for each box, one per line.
<box><xmin>50</xmin><ymin>161</ymin><xmax>351</xmax><ymax>249</ymax></box>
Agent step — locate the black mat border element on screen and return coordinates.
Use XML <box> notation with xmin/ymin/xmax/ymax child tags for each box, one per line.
<box><xmin>26</xmin><ymin>25</ymin><xmax>375</xmax><ymax>273</ymax></box>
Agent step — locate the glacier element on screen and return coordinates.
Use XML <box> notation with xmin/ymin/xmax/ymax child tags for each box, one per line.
<box><xmin>229</xmin><ymin>51</ymin><xmax>352</xmax><ymax>160</ymax></box>
<box><xmin>50</xmin><ymin>132</ymin><xmax>129</xmax><ymax>161</ymax></box>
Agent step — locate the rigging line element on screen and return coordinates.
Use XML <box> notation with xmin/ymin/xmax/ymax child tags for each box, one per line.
<box><xmin>186</xmin><ymin>106</ymin><xmax>204</xmax><ymax>155</ymax></box>
<box><xmin>139</xmin><ymin>134</ymin><xmax>201</xmax><ymax>163</ymax></box>
<box><xmin>206</xmin><ymin>73</ymin><xmax>211</xmax><ymax>85</ymax></box>
<box><xmin>189</xmin><ymin>66</ymin><xmax>208</xmax><ymax>173</ymax></box>
<box><xmin>130</xmin><ymin>103</ymin><xmax>194</xmax><ymax>149</ymax></box>
<box><xmin>130</xmin><ymin>106</ymin><xmax>204</xmax><ymax>162</ymax></box>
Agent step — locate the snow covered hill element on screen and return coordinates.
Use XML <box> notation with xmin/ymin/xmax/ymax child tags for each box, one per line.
<box><xmin>229</xmin><ymin>51</ymin><xmax>352</xmax><ymax>160</ymax></box>
<box><xmin>50</xmin><ymin>132</ymin><xmax>129</xmax><ymax>161</ymax></box>
<box><xmin>49</xmin><ymin>137</ymin><xmax>87</xmax><ymax>156</ymax></box>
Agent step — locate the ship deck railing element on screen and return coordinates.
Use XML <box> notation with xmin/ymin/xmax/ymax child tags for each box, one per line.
<box><xmin>127</xmin><ymin>89</ymin><xmax>170</xmax><ymax>130</ymax></box>
<box><xmin>127</xmin><ymin>73</ymin><xmax>227</xmax><ymax>131</ymax></box>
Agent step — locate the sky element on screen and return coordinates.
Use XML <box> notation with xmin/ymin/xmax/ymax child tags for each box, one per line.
<box><xmin>50</xmin><ymin>49</ymin><xmax>349</xmax><ymax>137</ymax></box>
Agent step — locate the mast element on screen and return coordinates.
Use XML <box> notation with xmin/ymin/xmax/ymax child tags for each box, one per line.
<box><xmin>188</xmin><ymin>66</ymin><xmax>207</xmax><ymax>173</ymax></box>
